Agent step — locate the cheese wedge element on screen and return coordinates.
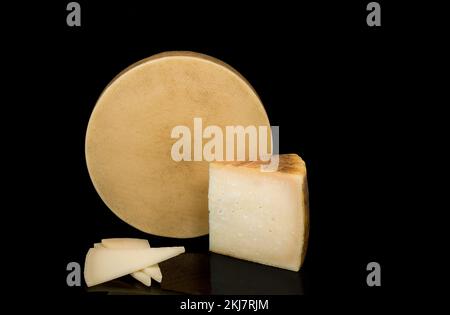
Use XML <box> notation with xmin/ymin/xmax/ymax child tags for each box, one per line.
<box><xmin>84</xmin><ymin>246</ymin><xmax>184</xmax><ymax>287</ymax></box>
<box><xmin>208</xmin><ymin>154</ymin><xmax>309</xmax><ymax>271</ymax></box>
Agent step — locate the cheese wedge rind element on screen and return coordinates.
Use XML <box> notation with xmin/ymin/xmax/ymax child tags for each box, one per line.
<box><xmin>85</xmin><ymin>52</ymin><xmax>270</xmax><ymax>238</ymax></box>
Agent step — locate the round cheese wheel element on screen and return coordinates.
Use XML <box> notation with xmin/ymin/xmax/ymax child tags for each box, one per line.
<box><xmin>85</xmin><ymin>51</ymin><xmax>270</xmax><ymax>238</ymax></box>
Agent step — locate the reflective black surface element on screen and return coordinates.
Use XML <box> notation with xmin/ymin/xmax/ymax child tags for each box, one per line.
<box><xmin>86</xmin><ymin>253</ymin><xmax>304</xmax><ymax>295</ymax></box>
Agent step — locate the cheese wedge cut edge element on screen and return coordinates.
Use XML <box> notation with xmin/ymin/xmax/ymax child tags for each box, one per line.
<box><xmin>208</xmin><ymin>154</ymin><xmax>309</xmax><ymax>272</ymax></box>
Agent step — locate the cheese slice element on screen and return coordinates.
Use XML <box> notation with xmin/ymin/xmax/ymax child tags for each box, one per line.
<box><xmin>131</xmin><ymin>271</ymin><xmax>152</xmax><ymax>287</ymax></box>
<box><xmin>98</xmin><ymin>238</ymin><xmax>163</xmax><ymax>283</ymax></box>
<box><xmin>84</xmin><ymin>246</ymin><xmax>184</xmax><ymax>287</ymax></box>
<box><xmin>101</xmin><ymin>238</ymin><xmax>149</xmax><ymax>249</ymax></box>
<box><xmin>143</xmin><ymin>265</ymin><xmax>162</xmax><ymax>283</ymax></box>
<box><xmin>208</xmin><ymin>154</ymin><xmax>309</xmax><ymax>272</ymax></box>
<box><xmin>85</xmin><ymin>51</ymin><xmax>270</xmax><ymax>238</ymax></box>
<box><xmin>94</xmin><ymin>242</ymin><xmax>152</xmax><ymax>286</ymax></box>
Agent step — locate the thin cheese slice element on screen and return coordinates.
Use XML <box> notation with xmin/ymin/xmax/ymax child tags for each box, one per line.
<box><xmin>85</xmin><ymin>51</ymin><xmax>270</xmax><ymax>238</ymax></box>
<box><xmin>131</xmin><ymin>271</ymin><xmax>151</xmax><ymax>287</ymax></box>
<box><xmin>94</xmin><ymin>242</ymin><xmax>152</xmax><ymax>285</ymax></box>
<box><xmin>208</xmin><ymin>154</ymin><xmax>309</xmax><ymax>272</ymax></box>
<box><xmin>101</xmin><ymin>238</ymin><xmax>149</xmax><ymax>249</ymax></box>
<box><xmin>100</xmin><ymin>238</ymin><xmax>162</xmax><ymax>282</ymax></box>
<box><xmin>84</xmin><ymin>246</ymin><xmax>185</xmax><ymax>287</ymax></box>
<box><xmin>143</xmin><ymin>265</ymin><xmax>162</xmax><ymax>283</ymax></box>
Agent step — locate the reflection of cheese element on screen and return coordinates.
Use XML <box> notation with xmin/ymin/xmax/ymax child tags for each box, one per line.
<box><xmin>209</xmin><ymin>154</ymin><xmax>309</xmax><ymax>272</ymax></box>
<box><xmin>84</xmin><ymin>246</ymin><xmax>184</xmax><ymax>287</ymax></box>
<box><xmin>99</xmin><ymin>238</ymin><xmax>162</xmax><ymax>284</ymax></box>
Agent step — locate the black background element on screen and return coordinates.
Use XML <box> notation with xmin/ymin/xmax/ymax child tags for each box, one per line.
<box><xmin>12</xmin><ymin>0</ymin><xmax>438</xmax><ymax>308</ymax></box>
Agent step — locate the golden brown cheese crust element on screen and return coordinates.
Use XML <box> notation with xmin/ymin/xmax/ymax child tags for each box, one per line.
<box><xmin>300</xmin><ymin>175</ymin><xmax>309</xmax><ymax>268</ymax></box>
<box><xmin>211</xmin><ymin>154</ymin><xmax>306</xmax><ymax>175</ymax></box>
<box><xmin>85</xmin><ymin>51</ymin><xmax>270</xmax><ymax>238</ymax></box>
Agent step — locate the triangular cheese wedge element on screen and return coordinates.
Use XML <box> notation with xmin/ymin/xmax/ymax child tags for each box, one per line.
<box><xmin>84</xmin><ymin>246</ymin><xmax>184</xmax><ymax>287</ymax></box>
